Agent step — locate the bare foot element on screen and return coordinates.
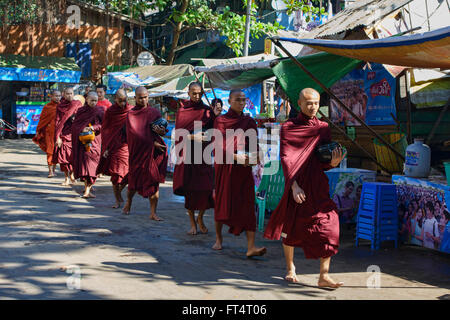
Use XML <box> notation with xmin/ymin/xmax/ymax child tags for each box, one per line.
<box><xmin>70</xmin><ymin>179</ymin><xmax>76</xmax><ymax>185</ymax></box>
<box><xmin>246</xmin><ymin>247</ymin><xmax>267</xmax><ymax>258</ymax></box>
<box><xmin>48</xmin><ymin>172</ymin><xmax>54</xmax><ymax>178</ymax></box>
<box><xmin>285</xmin><ymin>269</ymin><xmax>299</xmax><ymax>283</ymax></box>
<box><xmin>61</xmin><ymin>180</ymin><xmax>70</xmax><ymax>186</ymax></box>
<box><xmin>212</xmin><ymin>241</ymin><xmax>222</xmax><ymax>250</ymax></box>
<box><xmin>150</xmin><ymin>214</ymin><xmax>163</xmax><ymax>221</ymax></box>
<box><xmin>112</xmin><ymin>201</ymin><xmax>122</xmax><ymax>209</ymax></box>
<box><xmin>196</xmin><ymin>217</ymin><xmax>208</xmax><ymax>234</ymax></box>
<box><xmin>318</xmin><ymin>274</ymin><xmax>344</xmax><ymax>289</ymax></box>
<box><xmin>187</xmin><ymin>226</ymin><xmax>198</xmax><ymax>235</ymax></box>
<box><xmin>122</xmin><ymin>202</ymin><xmax>131</xmax><ymax>215</ymax></box>
<box><xmin>81</xmin><ymin>193</ymin><xmax>96</xmax><ymax>199</ymax></box>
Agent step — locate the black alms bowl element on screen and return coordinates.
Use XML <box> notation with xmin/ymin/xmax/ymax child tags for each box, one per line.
<box><xmin>316</xmin><ymin>141</ymin><xmax>342</xmax><ymax>163</ymax></box>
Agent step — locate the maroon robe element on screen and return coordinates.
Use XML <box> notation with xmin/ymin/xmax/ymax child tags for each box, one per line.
<box><xmin>126</xmin><ymin>104</ymin><xmax>168</xmax><ymax>198</ymax></box>
<box><xmin>53</xmin><ymin>98</ymin><xmax>83</xmax><ymax>172</ymax></box>
<box><xmin>96</xmin><ymin>102</ymin><xmax>133</xmax><ymax>185</ymax></box>
<box><xmin>71</xmin><ymin>104</ymin><xmax>104</xmax><ymax>184</ymax></box>
<box><xmin>173</xmin><ymin>99</ymin><xmax>215</xmax><ymax>210</ymax></box>
<box><xmin>264</xmin><ymin>112</ymin><xmax>340</xmax><ymax>259</ymax></box>
<box><xmin>213</xmin><ymin>109</ymin><xmax>258</xmax><ymax>235</ymax></box>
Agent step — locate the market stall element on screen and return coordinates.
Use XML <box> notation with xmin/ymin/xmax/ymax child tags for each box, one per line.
<box><xmin>0</xmin><ymin>54</ymin><xmax>81</xmax><ymax>136</ymax></box>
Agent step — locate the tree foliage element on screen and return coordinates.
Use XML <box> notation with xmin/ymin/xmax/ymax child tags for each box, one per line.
<box><xmin>282</xmin><ymin>0</ymin><xmax>327</xmax><ymax>22</ymax></box>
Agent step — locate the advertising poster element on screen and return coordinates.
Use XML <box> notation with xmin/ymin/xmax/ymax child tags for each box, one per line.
<box><xmin>330</xmin><ymin>63</ymin><xmax>397</xmax><ymax>126</ymax></box>
<box><xmin>204</xmin><ymin>84</ymin><xmax>261</xmax><ymax>118</ymax></box>
<box><xmin>392</xmin><ymin>175</ymin><xmax>450</xmax><ymax>254</ymax></box>
<box><xmin>325</xmin><ymin>168</ymin><xmax>377</xmax><ymax>224</ymax></box>
<box><xmin>16</xmin><ymin>104</ymin><xmax>45</xmax><ymax>134</ymax></box>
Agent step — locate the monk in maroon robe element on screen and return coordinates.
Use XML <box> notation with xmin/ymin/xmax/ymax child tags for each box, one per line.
<box><xmin>53</xmin><ymin>87</ymin><xmax>83</xmax><ymax>186</ymax></box>
<box><xmin>123</xmin><ymin>86</ymin><xmax>168</xmax><ymax>221</ymax></box>
<box><xmin>212</xmin><ymin>89</ymin><xmax>267</xmax><ymax>257</ymax></box>
<box><xmin>264</xmin><ymin>88</ymin><xmax>345</xmax><ymax>288</ymax></box>
<box><xmin>173</xmin><ymin>82</ymin><xmax>221</xmax><ymax>235</ymax></box>
<box><xmin>71</xmin><ymin>92</ymin><xmax>104</xmax><ymax>198</ymax></box>
<box><xmin>32</xmin><ymin>90</ymin><xmax>61</xmax><ymax>177</ymax></box>
<box><xmin>97</xmin><ymin>89</ymin><xmax>132</xmax><ymax>208</ymax></box>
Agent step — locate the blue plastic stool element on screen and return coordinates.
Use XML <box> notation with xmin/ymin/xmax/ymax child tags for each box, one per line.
<box><xmin>355</xmin><ymin>182</ymin><xmax>398</xmax><ymax>250</ymax></box>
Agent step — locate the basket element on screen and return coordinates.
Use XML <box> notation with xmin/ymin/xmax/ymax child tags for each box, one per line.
<box><xmin>373</xmin><ymin>132</ymin><xmax>407</xmax><ymax>173</ymax></box>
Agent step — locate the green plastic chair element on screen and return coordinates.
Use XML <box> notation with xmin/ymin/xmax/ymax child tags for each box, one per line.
<box><xmin>255</xmin><ymin>160</ymin><xmax>285</xmax><ymax>231</ymax></box>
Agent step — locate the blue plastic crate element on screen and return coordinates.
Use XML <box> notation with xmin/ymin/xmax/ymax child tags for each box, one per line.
<box><xmin>355</xmin><ymin>182</ymin><xmax>399</xmax><ymax>250</ymax></box>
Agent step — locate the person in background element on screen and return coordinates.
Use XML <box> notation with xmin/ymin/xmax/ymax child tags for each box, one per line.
<box><xmin>96</xmin><ymin>84</ymin><xmax>112</xmax><ymax>111</ymax></box>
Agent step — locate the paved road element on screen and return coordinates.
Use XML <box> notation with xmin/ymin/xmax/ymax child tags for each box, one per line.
<box><xmin>0</xmin><ymin>139</ymin><xmax>449</xmax><ymax>300</ymax></box>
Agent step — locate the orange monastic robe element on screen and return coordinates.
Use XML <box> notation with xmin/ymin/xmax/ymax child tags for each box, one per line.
<box><xmin>32</xmin><ymin>101</ymin><xmax>58</xmax><ymax>165</ymax></box>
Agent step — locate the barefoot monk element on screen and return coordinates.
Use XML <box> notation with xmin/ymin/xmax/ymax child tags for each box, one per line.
<box><xmin>123</xmin><ymin>86</ymin><xmax>168</xmax><ymax>221</ymax></box>
<box><xmin>32</xmin><ymin>90</ymin><xmax>61</xmax><ymax>178</ymax></box>
<box><xmin>71</xmin><ymin>91</ymin><xmax>104</xmax><ymax>198</ymax></box>
<box><xmin>173</xmin><ymin>82</ymin><xmax>220</xmax><ymax>235</ymax></box>
<box><xmin>212</xmin><ymin>89</ymin><xmax>266</xmax><ymax>258</ymax></box>
<box><xmin>53</xmin><ymin>87</ymin><xmax>82</xmax><ymax>186</ymax></box>
<box><xmin>97</xmin><ymin>89</ymin><xmax>132</xmax><ymax>208</ymax></box>
<box><xmin>264</xmin><ymin>88</ymin><xmax>345</xmax><ymax>289</ymax></box>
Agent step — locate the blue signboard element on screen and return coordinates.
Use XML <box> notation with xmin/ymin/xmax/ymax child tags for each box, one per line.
<box><xmin>330</xmin><ymin>63</ymin><xmax>397</xmax><ymax>126</ymax></box>
<box><xmin>0</xmin><ymin>67</ymin><xmax>81</xmax><ymax>83</ymax></box>
<box><xmin>15</xmin><ymin>104</ymin><xmax>45</xmax><ymax>134</ymax></box>
<box><xmin>204</xmin><ymin>84</ymin><xmax>261</xmax><ymax>118</ymax></box>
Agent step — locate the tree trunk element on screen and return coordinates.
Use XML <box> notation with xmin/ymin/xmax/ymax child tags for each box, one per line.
<box><xmin>166</xmin><ymin>0</ymin><xmax>189</xmax><ymax>65</ymax></box>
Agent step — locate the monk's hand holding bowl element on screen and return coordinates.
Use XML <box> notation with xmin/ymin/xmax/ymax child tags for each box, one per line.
<box><xmin>235</xmin><ymin>152</ymin><xmax>250</xmax><ymax>166</ymax></box>
<box><xmin>330</xmin><ymin>147</ymin><xmax>346</xmax><ymax>167</ymax></box>
<box><xmin>56</xmin><ymin>137</ymin><xmax>62</xmax><ymax>148</ymax></box>
<box><xmin>152</xmin><ymin>124</ymin><xmax>166</xmax><ymax>136</ymax></box>
<box><xmin>292</xmin><ymin>181</ymin><xmax>306</xmax><ymax>204</ymax></box>
<box><xmin>82</xmin><ymin>126</ymin><xmax>91</xmax><ymax>133</ymax></box>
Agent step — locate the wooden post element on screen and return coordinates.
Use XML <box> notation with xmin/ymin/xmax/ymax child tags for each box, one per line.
<box><xmin>426</xmin><ymin>97</ymin><xmax>450</xmax><ymax>145</ymax></box>
<box><xmin>405</xmin><ymin>70</ymin><xmax>413</xmax><ymax>144</ymax></box>
<box><xmin>271</xmin><ymin>38</ymin><xmax>405</xmax><ymax>161</ymax></box>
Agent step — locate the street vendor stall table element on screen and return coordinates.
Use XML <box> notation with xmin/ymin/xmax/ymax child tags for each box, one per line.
<box><xmin>392</xmin><ymin>174</ymin><xmax>450</xmax><ymax>254</ymax></box>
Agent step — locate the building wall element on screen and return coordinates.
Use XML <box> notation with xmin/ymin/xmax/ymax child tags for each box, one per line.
<box><xmin>0</xmin><ymin>24</ymin><xmax>124</xmax><ymax>82</ymax></box>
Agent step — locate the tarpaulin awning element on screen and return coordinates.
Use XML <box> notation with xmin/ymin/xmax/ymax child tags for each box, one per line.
<box><xmin>277</xmin><ymin>26</ymin><xmax>450</xmax><ymax>69</ymax></box>
<box><xmin>194</xmin><ymin>54</ymin><xmax>279</xmax><ymax>90</ymax></box>
<box><xmin>272</xmin><ymin>52</ymin><xmax>362</xmax><ymax>108</ymax></box>
<box><xmin>107</xmin><ymin>64</ymin><xmax>195</xmax><ymax>93</ymax></box>
<box><xmin>147</xmin><ymin>73</ymin><xmax>211</xmax><ymax>99</ymax></box>
<box><xmin>0</xmin><ymin>54</ymin><xmax>81</xmax><ymax>83</ymax></box>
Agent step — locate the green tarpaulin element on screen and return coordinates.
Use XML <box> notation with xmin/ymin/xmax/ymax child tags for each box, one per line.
<box><xmin>0</xmin><ymin>54</ymin><xmax>80</xmax><ymax>71</ymax></box>
<box><xmin>272</xmin><ymin>52</ymin><xmax>362</xmax><ymax>110</ymax></box>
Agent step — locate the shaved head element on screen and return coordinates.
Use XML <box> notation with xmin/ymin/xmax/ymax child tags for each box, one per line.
<box><xmin>136</xmin><ymin>86</ymin><xmax>148</xmax><ymax>95</ymax></box>
<box><xmin>87</xmin><ymin>91</ymin><xmax>98</xmax><ymax>99</ymax></box>
<box><xmin>299</xmin><ymin>88</ymin><xmax>320</xmax><ymax>101</ymax></box>
<box><xmin>135</xmin><ymin>86</ymin><xmax>149</xmax><ymax>107</ymax></box>
<box><xmin>230</xmin><ymin>89</ymin><xmax>244</xmax><ymax>99</ymax></box>
<box><xmin>115</xmin><ymin>88</ymin><xmax>127</xmax><ymax>98</ymax></box>
<box><xmin>188</xmin><ymin>81</ymin><xmax>202</xmax><ymax>91</ymax></box>
<box><xmin>298</xmin><ymin>87</ymin><xmax>320</xmax><ymax>118</ymax></box>
<box><xmin>115</xmin><ymin>89</ymin><xmax>128</xmax><ymax>108</ymax></box>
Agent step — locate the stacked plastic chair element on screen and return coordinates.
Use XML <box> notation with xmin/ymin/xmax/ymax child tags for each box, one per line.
<box><xmin>255</xmin><ymin>160</ymin><xmax>285</xmax><ymax>231</ymax></box>
<box><xmin>355</xmin><ymin>182</ymin><xmax>398</xmax><ymax>250</ymax></box>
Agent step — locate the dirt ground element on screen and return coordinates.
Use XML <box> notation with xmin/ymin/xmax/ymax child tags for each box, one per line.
<box><xmin>0</xmin><ymin>139</ymin><xmax>449</xmax><ymax>300</ymax></box>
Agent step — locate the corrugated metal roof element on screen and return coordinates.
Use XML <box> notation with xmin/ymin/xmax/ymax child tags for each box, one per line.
<box><xmin>301</xmin><ymin>0</ymin><xmax>413</xmax><ymax>39</ymax></box>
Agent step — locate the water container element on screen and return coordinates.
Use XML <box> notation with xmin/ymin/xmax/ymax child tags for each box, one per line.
<box><xmin>404</xmin><ymin>138</ymin><xmax>431</xmax><ymax>178</ymax></box>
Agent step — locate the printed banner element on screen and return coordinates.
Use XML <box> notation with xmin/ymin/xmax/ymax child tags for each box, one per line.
<box><xmin>0</xmin><ymin>67</ymin><xmax>81</xmax><ymax>83</ymax></box>
<box><xmin>16</xmin><ymin>104</ymin><xmax>45</xmax><ymax>134</ymax></box>
<box><xmin>204</xmin><ymin>84</ymin><xmax>261</xmax><ymax>118</ymax></box>
<box><xmin>325</xmin><ymin>168</ymin><xmax>377</xmax><ymax>224</ymax></box>
<box><xmin>330</xmin><ymin>63</ymin><xmax>396</xmax><ymax>126</ymax></box>
<box><xmin>392</xmin><ymin>175</ymin><xmax>450</xmax><ymax>254</ymax></box>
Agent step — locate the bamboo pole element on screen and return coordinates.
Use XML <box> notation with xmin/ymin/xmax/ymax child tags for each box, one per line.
<box><xmin>271</xmin><ymin>38</ymin><xmax>405</xmax><ymax>161</ymax></box>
